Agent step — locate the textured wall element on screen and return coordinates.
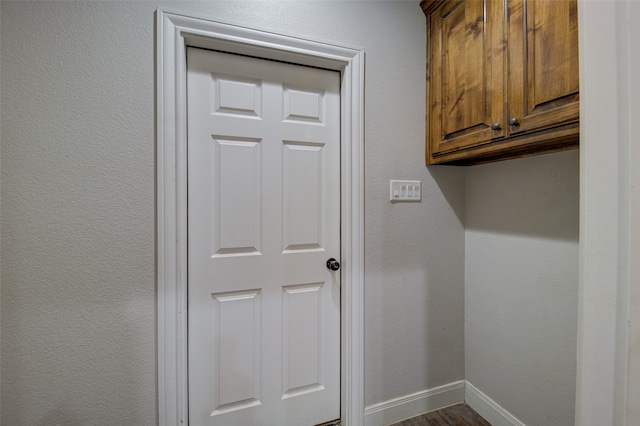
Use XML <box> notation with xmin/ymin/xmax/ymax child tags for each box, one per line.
<box><xmin>0</xmin><ymin>1</ymin><xmax>465</xmax><ymax>424</ymax></box>
<box><xmin>0</xmin><ymin>2</ymin><xmax>157</xmax><ymax>424</ymax></box>
<box><xmin>362</xmin><ymin>5</ymin><xmax>466</xmax><ymax>404</ymax></box>
<box><xmin>465</xmin><ymin>150</ymin><xmax>579</xmax><ymax>425</ymax></box>
<box><xmin>626</xmin><ymin>2</ymin><xmax>640</xmax><ymax>422</ymax></box>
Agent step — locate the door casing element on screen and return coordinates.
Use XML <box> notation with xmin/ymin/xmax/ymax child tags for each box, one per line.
<box><xmin>156</xmin><ymin>10</ymin><xmax>365</xmax><ymax>426</ymax></box>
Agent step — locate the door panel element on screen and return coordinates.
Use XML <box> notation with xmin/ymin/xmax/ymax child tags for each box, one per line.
<box><xmin>507</xmin><ymin>0</ymin><xmax>579</xmax><ymax>135</ymax></box>
<box><xmin>211</xmin><ymin>289</ymin><xmax>262</xmax><ymax>414</ymax></box>
<box><xmin>187</xmin><ymin>47</ymin><xmax>341</xmax><ymax>426</ymax></box>
<box><xmin>283</xmin><ymin>141</ymin><xmax>324</xmax><ymax>251</ymax></box>
<box><xmin>282</xmin><ymin>282</ymin><xmax>324</xmax><ymax>396</ymax></box>
<box><xmin>428</xmin><ymin>0</ymin><xmax>506</xmax><ymax>155</ymax></box>
<box><xmin>213</xmin><ymin>136</ymin><xmax>262</xmax><ymax>255</ymax></box>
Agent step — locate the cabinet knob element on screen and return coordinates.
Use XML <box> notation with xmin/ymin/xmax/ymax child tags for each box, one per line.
<box><xmin>508</xmin><ymin>117</ymin><xmax>520</xmax><ymax>126</ymax></box>
<box><xmin>491</xmin><ymin>122</ymin><xmax>502</xmax><ymax>131</ymax></box>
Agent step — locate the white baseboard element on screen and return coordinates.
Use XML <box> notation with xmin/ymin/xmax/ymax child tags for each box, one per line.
<box><xmin>363</xmin><ymin>380</ymin><xmax>465</xmax><ymax>426</ymax></box>
<box><xmin>363</xmin><ymin>380</ymin><xmax>526</xmax><ymax>426</ymax></box>
<box><xmin>465</xmin><ymin>381</ymin><xmax>526</xmax><ymax>426</ymax></box>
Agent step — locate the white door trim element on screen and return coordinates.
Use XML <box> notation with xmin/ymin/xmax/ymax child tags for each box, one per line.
<box><xmin>155</xmin><ymin>10</ymin><xmax>365</xmax><ymax>426</ymax></box>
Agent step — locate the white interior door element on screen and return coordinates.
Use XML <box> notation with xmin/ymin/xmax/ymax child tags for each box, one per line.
<box><xmin>187</xmin><ymin>47</ymin><xmax>341</xmax><ymax>426</ymax></box>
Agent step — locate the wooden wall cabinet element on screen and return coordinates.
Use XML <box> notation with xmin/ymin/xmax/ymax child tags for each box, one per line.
<box><xmin>421</xmin><ymin>0</ymin><xmax>579</xmax><ymax>165</ymax></box>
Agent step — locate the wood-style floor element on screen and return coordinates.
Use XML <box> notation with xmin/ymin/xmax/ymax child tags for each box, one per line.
<box><xmin>389</xmin><ymin>403</ymin><xmax>491</xmax><ymax>426</ymax></box>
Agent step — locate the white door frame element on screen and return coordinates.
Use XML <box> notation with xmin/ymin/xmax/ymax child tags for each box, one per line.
<box><xmin>155</xmin><ymin>10</ymin><xmax>365</xmax><ymax>426</ymax></box>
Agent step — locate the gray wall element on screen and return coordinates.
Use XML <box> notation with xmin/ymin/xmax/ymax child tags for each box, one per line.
<box><xmin>465</xmin><ymin>150</ymin><xmax>580</xmax><ymax>425</ymax></box>
<box><xmin>1</xmin><ymin>1</ymin><xmax>580</xmax><ymax>424</ymax></box>
<box><xmin>0</xmin><ymin>1</ymin><xmax>466</xmax><ymax>424</ymax></box>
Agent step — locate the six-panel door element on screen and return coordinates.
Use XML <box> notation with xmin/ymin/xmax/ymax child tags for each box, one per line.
<box><xmin>187</xmin><ymin>47</ymin><xmax>341</xmax><ymax>426</ymax></box>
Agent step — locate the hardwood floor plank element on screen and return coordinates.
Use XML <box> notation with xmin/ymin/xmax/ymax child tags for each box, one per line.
<box><xmin>390</xmin><ymin>403</ymin><xmax>491</xmax><ymax>426</ymax></box>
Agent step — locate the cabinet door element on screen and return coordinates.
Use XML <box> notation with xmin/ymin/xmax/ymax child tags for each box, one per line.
<box><xmin>428</xmin><ymin>0</ymin><xmax>506</xmax><ymax>159</ymax></box>
<box><xmin>507</xmin><ymin>0</ymin><xmax>579</xmax><ymax>136</ymax></box>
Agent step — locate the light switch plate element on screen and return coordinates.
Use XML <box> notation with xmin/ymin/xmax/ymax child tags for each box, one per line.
<box><xmin>390</xmin><ymin>180</ymin><xmax>421</xmax><ymax>202</ymax></box>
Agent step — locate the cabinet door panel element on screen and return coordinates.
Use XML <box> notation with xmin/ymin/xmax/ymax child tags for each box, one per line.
<box><xmin>428</xmin><ymin>0</ymin><xmax>505</xmax><ymax>157</ymax></box>
<box><xmin>508</xmin><ymin>0</ymin><xmax>579</xmax><ymax>135</ymax></box>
